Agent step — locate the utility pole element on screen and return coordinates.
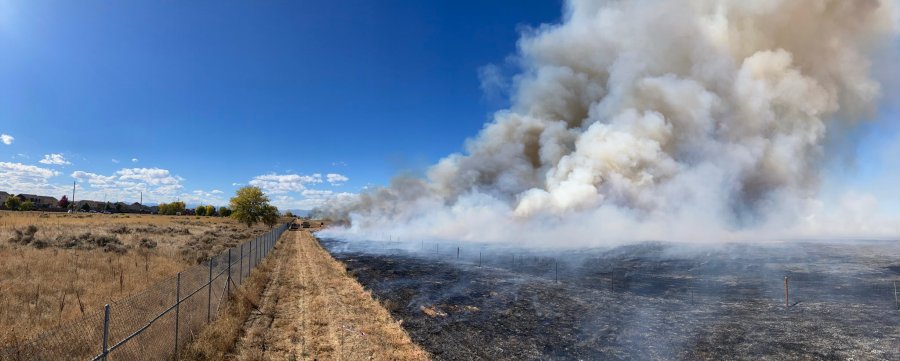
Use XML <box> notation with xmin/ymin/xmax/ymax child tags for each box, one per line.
<box><xmin>72</xmin><ymin>181</ymin><xmax>76</xmax><ymax>211</ymax></box>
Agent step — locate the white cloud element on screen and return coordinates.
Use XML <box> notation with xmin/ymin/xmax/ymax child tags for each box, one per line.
<box><xmin>39</xmin><ymin>153</ymin><xmax>71</xmax><ymax>165</ymax></box>
<box><xmin>70</xmin><ymin>167</ymin><xmax>185</xmax><ymax>203</ymax></box>
<box><xmin>249</xmin><ymin>173</ymin><xmax>323</xmax><ymax>194</ymax></box>
<box><xmin>231</xmin><ymin>182</ymin><xmax>243</xmax><ymax>186</ymax></box>
<box><xmin>270</xmin><ymin>191</ymin><xmax>356</xmax><ymax>210</ymax></box>
<box><xmin>116</xmin><ymin>168</ymin><xmax>182</xmax><ymax>186</ymax></box>
<box><xmin>211</xmin><ymin>189</ymin><xmax>224</xmax><ymax>194</ymax></box>
<box><xmin>0</xmin><ymin>133</ymin><xmax>13</xmax><ymax>145</ymax></box>
<box><xmin>178</xmin><ymin>189</ymin><xmax>228</xmax><ymax>206</ymax></box>
<box><xmin>111</xmin><ymin>159</ymin><xmax>119</xmax><ymax>164</ymax></box>
<box><xmin>71</xmin><ymin>171</ymin><xmax>117</xmax><ymax>188</ymax></box>
<box><xmin>302</xmin><ymin>189</ymin><xmax>334</xmax><ymax>197</ymax></box>
<box><xmin>0</xmin><ymin>162</ymin><xmax>61</xmax><ymax>194</ymax></box>
<box><xmin>131</xmin><ymin>158</ymin><xmax>139</xmax><ymax>163</ymax></box>
<box><xmin>326</xmin><ymin>173</ymin><xmax>349</xmax><ymax>186</ymax></box>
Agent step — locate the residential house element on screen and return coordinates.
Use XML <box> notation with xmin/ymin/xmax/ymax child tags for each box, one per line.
<box><xmin>16</xmin><ymin>194</ymin><xmax>59</xmax><ymax>209</ymax></box>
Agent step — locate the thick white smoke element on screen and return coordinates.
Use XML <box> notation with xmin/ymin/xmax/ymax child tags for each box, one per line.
<box><xmin>318</xmin><ymin>0</ymin><xmax>900</xmax><ymax>246</ymax></box>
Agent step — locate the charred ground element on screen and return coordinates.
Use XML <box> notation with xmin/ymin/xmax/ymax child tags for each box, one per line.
<box><xmin>321</xmin><ymin>239</ymin><xmax>899</xmax><ymax>360</ymax></box>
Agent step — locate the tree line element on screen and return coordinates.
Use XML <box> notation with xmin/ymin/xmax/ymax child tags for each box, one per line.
<box><xmin>3</xmin><ymin>186</ymin><xmax>285</xmax><ymax>228</ymax></box>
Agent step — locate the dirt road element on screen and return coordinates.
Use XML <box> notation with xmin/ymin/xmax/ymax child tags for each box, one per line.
<box><xmin>233</xmin><ymin>228</ymin><xmax>428</xmax><ymax>360</ymax></box>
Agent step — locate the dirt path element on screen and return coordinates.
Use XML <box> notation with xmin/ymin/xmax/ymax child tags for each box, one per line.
<box><xmin>233</xmin><ymin>228</ymin><xmax>429</xmax><ymax>360</ymax></box>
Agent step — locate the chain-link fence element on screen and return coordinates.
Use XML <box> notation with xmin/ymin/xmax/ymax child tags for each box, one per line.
<box><xmin>0</xmin><ymin>221</ymin><xmax>292</xmax><ymax>361</ymax></box>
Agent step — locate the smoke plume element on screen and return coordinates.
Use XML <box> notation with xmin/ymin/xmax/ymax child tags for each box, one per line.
<box><xmin>317</xmin><ymin>0</ymin><xmax>900</xmax><ymax>246</ymax></box>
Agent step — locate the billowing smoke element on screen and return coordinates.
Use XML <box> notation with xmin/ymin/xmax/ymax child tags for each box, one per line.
<box><xmin>317</xmin><ymin>0</ymin><xmax>900</xmax><ymax>246</ymax></box>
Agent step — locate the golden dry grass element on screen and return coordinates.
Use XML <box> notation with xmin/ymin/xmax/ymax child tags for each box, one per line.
<box><xmin>0</xmin><ymin>211</ymin><xmax>272</xmax><ymax>346</ymax></box>
<box><xmin>180</xmin><ymin>242</ymin><xmax>278</xmax><ymax>360</ymax></box>
<box><xmin>224</xmin><ymin>227</ymin><xmax>429</xmax><ymax>361</ymax></box>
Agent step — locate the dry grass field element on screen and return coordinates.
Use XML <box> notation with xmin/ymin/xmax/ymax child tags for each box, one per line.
<box><xmin>188</xmin><ymin>225</ymin><xmax>428</xmax><ymax>361</ymax></box>
<box><xmin>0</xmin><ymin>211</ymin><xmax>273</xmax><ymax>346</ymax></box>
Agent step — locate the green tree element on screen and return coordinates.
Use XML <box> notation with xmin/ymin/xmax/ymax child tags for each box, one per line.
<box><xmin>20</xmin><ymin>200</ymin><xmax>34</xmax><ymax>211</ymax></box>
<box><xmin>229</xmin><ymin>186</ymin><xmax>278</xmax><ymax>227</ymax></box>
<box><xmin>262</xmin><ymin>205</ymin><xmax>279</xmax><ymax>227</ymax></box>
<box><xmin>195</xmin><ymin>205</ymin><xmax>207</xmax><ymax>216</ymax></box>
<box><xmin>81</xmin><ymin>203</ymin><xmax>91</xmax><ymax>212</ymax></box>
<box><xmin>159</xmin><ymin>201</ymin><xmax>185</xmax><ymax>215</ymax></box>
<box><xmin>284</xmin><ymin>211</ymin><xmax>295</xmax><ymax>218</ymax></box>
<box><xmin>171</xmin><ymin>201</ymin><xmax>186</xmax><ymax>215</ymax></box>
<box><xmin>4</xmin><ymin>196</ymin><xmax>21</xmax><ymax>211</ymax></box>
<box><xmin>218</xmin><ymin>206</ymin><xmax>232</xmax><ymax>217</ymax></box>
<box><xmin>205</xmin><ymin>205</ymin><xmax>217</xmax><ymax>216</ymax></box>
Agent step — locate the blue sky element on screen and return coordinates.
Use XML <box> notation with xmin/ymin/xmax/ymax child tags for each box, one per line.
<box><xmin>0</xmin><ymin>0</ymin><xmax>562</xmax><ymax>209</ymax></box>
<box><xmin>1</xmin><ymin>0</ymin><xmax>897</xmax><ymax>213</ymax></box>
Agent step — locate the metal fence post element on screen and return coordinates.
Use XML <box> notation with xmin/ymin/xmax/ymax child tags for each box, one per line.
<box><xmin>784</xmin><ymin>276</ymin><xmax>790</xmax><ymax>308</ymax></box>
<box><xmin>207</xmin><ymin>260</ymin><xmax>212</xmax><ymax>323</ymax></box>
<box><xmin>101</xmin><ymin>304</ymin><xmax>110</xmax><ymax>361</ymax></box>
<box><xmin>174</xmin><ymin>272</ymin><xmax>181</xmax><ymax>357</ymax></box>
<box><xmin>227</xmin><ymin>250</ymin><xmax>232</xmax><ymax>295</ymax></box>
<box><xmin>239</xmin><ymin>244</ymin><xmax>244</xmax><ymax>285</ymax></box>
<box><xmin>249</xmin><ymin>239</ymin><xmax>253</xmax><ymax>270</ymax></box>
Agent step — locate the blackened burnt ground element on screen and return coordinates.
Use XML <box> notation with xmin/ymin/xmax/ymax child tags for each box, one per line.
<box><xmin>321</xmin><ymin>239</ymin><xmax>900</xmax><ymax>360</ymax></box>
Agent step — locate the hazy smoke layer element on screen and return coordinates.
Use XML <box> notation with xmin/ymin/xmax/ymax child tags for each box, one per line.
<box><xmin>318</xmin><ymin>0</ymin><xmax>899</xmax><ymax>246</ymax></box>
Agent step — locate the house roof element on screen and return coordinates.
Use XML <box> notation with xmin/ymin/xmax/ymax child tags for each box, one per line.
<box><xmin>16</xmin><ymin>194</ymin><xmax>59</xmax><ymax>203</ymax></box>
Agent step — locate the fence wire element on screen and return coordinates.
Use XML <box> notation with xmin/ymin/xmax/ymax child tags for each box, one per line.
<box><xmin>0</xmin><ymin>222</ymin><xmax>291</xmax><ymax>361</ymax></box>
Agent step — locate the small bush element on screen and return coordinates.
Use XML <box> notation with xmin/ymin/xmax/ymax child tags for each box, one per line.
<box><xmin>103</xmin><ymin>243</ymin><xmax>127</xmax><ymax>254</ymax></box>
<box><xmin>110</xmin><ymin>225</ymin><xmax>131</xmax><ymax>234</ymax></box>
<box><xmin>7</xmin><ymin>229</ymin><xmax>24</xmax><ymax>244</ymax></box>
<box><xmin>139</xmin><ymin>238</ymin><xmax>158</xmax><ymax>249</ymax></box>
<box><xmin>31</xmin><ymin>239</ymin><xmax>50</xmax><ymax>249</ymax></box>
<box><xmin>92</xmin><ymin>235</ymin><xmax>120</xmax><ymax>247</ymax></box>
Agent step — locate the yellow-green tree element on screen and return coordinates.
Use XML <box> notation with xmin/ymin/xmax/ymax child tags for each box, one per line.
<box><xmin>195</xmin><ymin>205</ymin><xmax>207</xmax><ymax>216</ymax></box>
<box><xmin>158</xmin><ymin>201</ymin><xmax>186</xmax><ymax>215</ymax></box>
<box><xmin>20</xmin><ymin>200</ymin><xmax>34</xmax><ymax>211</ymax></box>
<box><xmin>205</xmin><ymin>205</ymin><xmax>217</xmax><ymax>216</ymax></box>
<box><xmin>4</xmin><ymin>196</ymin><xmax>21</xmax><ymax>211</ymax></box>
<box><xmin>229</xmin><ymin>186</ymin><xmax>278</xmax><ymax>227</ymax></box>
<box><xmin>218</xmin><ymin>206</ymin><xmax>232</xmax><ymax>217</ymax></box>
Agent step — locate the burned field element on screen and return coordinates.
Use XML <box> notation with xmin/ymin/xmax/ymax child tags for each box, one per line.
<box><xmin>322</xmin><ymin>239</ymin><xmax>900</xmax><ymax>360</ymax></box>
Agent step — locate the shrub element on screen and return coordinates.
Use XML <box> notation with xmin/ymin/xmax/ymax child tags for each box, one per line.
<box><xmin>31</xmin><ymin>239</ymin><xmax>50</xmax><ymax>249</ymax></box>
<box><xmin>139</xmin><ymin>238</ymin><xmax>158</xmax><ymax>249</ymax></box>
<box><xmin>104</xmin><ymin>243</ymin><xmax>127</xmax><ymax>254</ymax></box>
<box><xmin>110</xmin><ymin>225</ymin><xmax>131</xmax><ymax>234</ymax></box>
